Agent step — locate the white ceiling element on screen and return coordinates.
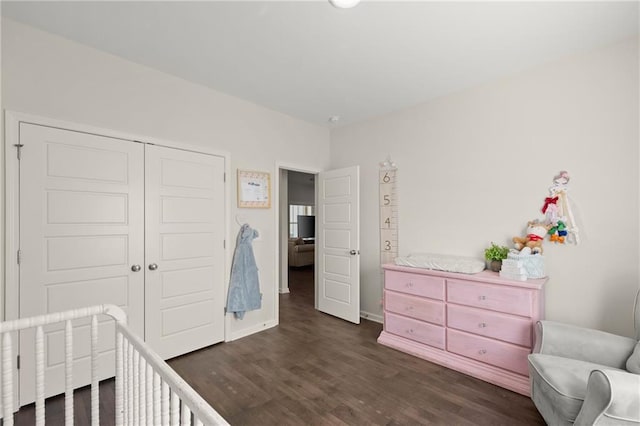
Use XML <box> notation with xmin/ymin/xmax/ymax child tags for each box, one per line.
<box><xmin>2</xmin><ymin>1</ymin><xmax>638</xmax><ymax>127</ymax></box>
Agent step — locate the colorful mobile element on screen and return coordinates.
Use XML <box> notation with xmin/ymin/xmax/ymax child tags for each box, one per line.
<box><xmin>542</xmin><ymin>171</ymin><xmax>580</xmax><ymax>245</ymax></box>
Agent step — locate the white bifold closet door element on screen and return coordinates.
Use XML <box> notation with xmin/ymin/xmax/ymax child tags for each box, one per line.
<box><xmin>18</xmin><ymin>123</ymin><xmax>225</xmax><ymax>405</ymax></box>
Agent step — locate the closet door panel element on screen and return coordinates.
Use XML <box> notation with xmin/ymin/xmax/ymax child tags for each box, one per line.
<box><xmin>18</xmin><ymin>123</ymin><xmax>145</xmax><ymax>404</ymax></box>
<box><xmin>145</xmin><ymin>145</ymin><xmax>225</xmax><ymax>360</ymax></box>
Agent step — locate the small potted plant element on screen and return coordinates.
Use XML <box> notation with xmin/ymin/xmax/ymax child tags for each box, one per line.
<box><xmin>484</xmin><ymin>242</ymin><xmax>509</xmax><ymax>272</ymax></box>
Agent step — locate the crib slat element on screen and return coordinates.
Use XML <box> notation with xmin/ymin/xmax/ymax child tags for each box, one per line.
<box><xmin>170</xmin><ymin>390</ymin><xmax>179</xmax><ymax>426</ymax></box>
<box><xmin>64</xmin><ymin>320</ymin><xmax>74</xmax><ymax>426</ymax></box>
<box><xmin>123</xmin><ymin>340</ymin><xmax>128</xmax><ymax>425</ymax></box>
<box><xmin>115</xmin><ymin>329</ymin><xmax>124</xmax><ymax>426</ymax></box>
<box><xmin>2</xmin><ymin>332</ymin><xmax>14</xmax><ymax>426</ymax></box>
<box><xmin>153</xmin><ymin>371</ymin><xmax>161</xmax><ymax>423</ymax></box>
<box><xmin>35</xmin><ymin>326</ymin><xmax>45</xmax><ymax>426</ymax></box>
<box><xmin>133</xmin><ymin>349</ymin><xmax>140</xmax><ymax>424</ymax></box>
<box><xmin>91</xmin><ymin>315</ymin><xmax>99</xmax><ymax>426</ymax></box>
<box><xmin>140</xmin><ymin>357</ymin><xmax>147</xmax><ymax>424</ymax></box>
<box><xmin>181</xmin><ymin>401</ymin><xmax>191</xmax><ymax>425</ymax></box>
<box><xmin>195</xmin><ymin>418</ymin><xmax>204</xmax><ymax>426</ymax></box>
<box><xmin>161</xmin><ymin>380</ymin><xmax>170</xmax><ymax>425</ymax></box>
<box><xmin>146</xmin><ymin>362</ymin><xmax>153</xmax><ymax>425</ymax></box>
<box><xmin>127</xmin><ymin>341</ymin><xmax>134</xmax><ymax>426</ymax></box>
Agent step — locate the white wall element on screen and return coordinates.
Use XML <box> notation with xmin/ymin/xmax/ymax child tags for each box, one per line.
<box><xmin>331</xmin><ymin>37</ymin><xmax>639</xmax><ymax>337</ymax></box>
<box><xmin>1</xmin><ymin>19</ymin><xmax>331</xmax><ymax>339</ymax></box>
<box><xmin>3</xmin><ymin>18</ymin><xmax>639</xmax><ymax>340</ymax></box>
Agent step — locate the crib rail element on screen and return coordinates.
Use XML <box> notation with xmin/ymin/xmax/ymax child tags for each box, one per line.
<box><xmin>0</xmin><ymin>304</ymin><xmax>228</xmax><ymax>426</ymax></box>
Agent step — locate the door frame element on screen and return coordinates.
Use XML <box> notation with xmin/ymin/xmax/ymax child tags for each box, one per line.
<box><xmin>4</xmin><ymin>110</ymin><xmax>231</xmax><ymax>337</ymax></box>
<box><xmin>274</xmin><ymin>162</ymin><xmax>321</xmax><ymax>320</ymax></box>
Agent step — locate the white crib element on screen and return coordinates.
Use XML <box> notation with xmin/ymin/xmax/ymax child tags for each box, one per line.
<box><xmin>0</xmin><ymin>304</ymin><xmax>229</xmax><ymax>425</ymax></box>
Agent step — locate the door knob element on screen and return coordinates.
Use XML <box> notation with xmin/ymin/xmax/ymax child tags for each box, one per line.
<box><xmin>349</xmin><ymin>250</ymin><xmax>357</xmax><ymax>255</ymax></box>
<box><xmin>148</xmin><ymin>263</ymin><xmax>158</xmax><ymax>271</ymax></box>
<box><xmin>131</xmin><ymin>264</ymin><xmax>141</xmax><ymax>272</ymax></box>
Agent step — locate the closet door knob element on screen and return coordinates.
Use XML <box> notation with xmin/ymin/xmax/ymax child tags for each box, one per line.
<box><xmin>131</xmin><ymin>264</ymin><xmax>141</xmax><ymax>272</ymax></box>
<box><xmin>148</xmin><ymin>263</ymin><xmax>158</xmax><ymax>271</ymax></box>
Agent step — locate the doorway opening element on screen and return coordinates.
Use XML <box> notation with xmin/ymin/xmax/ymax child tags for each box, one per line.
<box><xmin>277</xmin><ymin>164</ymin><xmax>360</xmax><ymax>325</ymax></box>
<box><xmin>278</xmin><ymin>168</ymin><xmax>317</xmax><ymax>312</ymax></box>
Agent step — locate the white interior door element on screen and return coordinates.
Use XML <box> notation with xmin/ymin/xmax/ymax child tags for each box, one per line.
<box><xmin>144</xmin><ymin>145</ymin><xmax>226</xmax><ymax>360</ymax></box>
<box><xmin>18</xmin><ymin>123</ymin><xmax>145</xmax><ymax>404</ymax></box>
<box><xmin>316</xmin><ymin>166</ymin><xmax>360</xmax><ymax>324</ymax></box>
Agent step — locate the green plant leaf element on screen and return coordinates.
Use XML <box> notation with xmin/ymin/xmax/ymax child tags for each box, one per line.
<box><xmin>484</xmin><ymin>242</ymin><xmax>510</xmax><ymax>261</ymax></box>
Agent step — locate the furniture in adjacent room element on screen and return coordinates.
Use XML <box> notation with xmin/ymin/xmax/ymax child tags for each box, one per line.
<box><xmin>288</xmin><ymin>238</ymin><xmax>315</xmax><ymax>267</ymax></box>
<box><xmin>378</xmin><ymin>263</ymin><xmax>547</xmax><ymax>396</ymax></box>
<box><xmin>297</xmin><ymin>214</ymin><xmax>315</xmax><ymax>239</ymax></box>
<box><xmin>528</xmin><ymin>289</ymin><xmax>640</xmax><ymax>425</ymax></box>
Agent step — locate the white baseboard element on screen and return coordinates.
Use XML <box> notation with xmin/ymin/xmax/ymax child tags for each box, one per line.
<box><xmin>278</xmin><ymin>287</ymin><xmax>290</xmax><ymax>294</ymax></box>
<box><xmin>360</xmin><ymin>311</ymin><xmax>383</xmax><ymax>323</ymax></box>
<box><xmin>227</xmin><ymin>319</ymin><xmax>278</xmax><ymax>342</ymax></box>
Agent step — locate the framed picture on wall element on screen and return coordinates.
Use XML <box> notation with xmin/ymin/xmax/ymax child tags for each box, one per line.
<box><xmin>237</xmin><ymin>169</ymin><xmax>271</xmax><ymax>208</ymax></box>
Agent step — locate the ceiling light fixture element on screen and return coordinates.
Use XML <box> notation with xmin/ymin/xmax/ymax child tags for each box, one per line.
<box><xmin>329</xmin><ymin>0</ymin><xmax>361</xmax><ymax>9</ymax></box>
<box><xmin>328</xmin><ymin>116</ymin><xmax>340</xmax><ymax>123</ymax></box>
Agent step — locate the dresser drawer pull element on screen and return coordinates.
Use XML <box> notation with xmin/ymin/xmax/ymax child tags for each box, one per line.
<box><xmin>478</xmin><ymin>349</ymin><xmax>487</xmax><ymax>355</ymax></box>
<box><xmin>478</xmin><ymin>322</ymin><xmax>487</xmax><ymax>328</ymax></box>
<box><xmin>478</xmin><ymin>295</ymin><xmax>487</xmax><ymax>300</ymax></box>
<box><xmin>405</xmin><ymin>306</ymin><xmax>414</xmax><ymax>311</ymax></box>
<box><xmin>406</xmin><ymin>282</ymin><xmax>414</xmax><ymax>288</ymax></box>
<box><xmin>406</xmin><ymin>328</ymin><xmax>414</xmax><ymax>334</ymax></box>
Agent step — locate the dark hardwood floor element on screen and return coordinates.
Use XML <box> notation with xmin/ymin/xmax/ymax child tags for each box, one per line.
<box><xmin>12</xmin><ymin>265</ymin><xmax>544</xmax><ymax>425</ymax></box>
<box><xmin>171</xmin><ymin>266</ymin><xmax>544</xmax><ymax>425</ymax></box>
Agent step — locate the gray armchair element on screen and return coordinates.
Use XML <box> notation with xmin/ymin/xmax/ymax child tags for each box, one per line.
<box><xmin>528</xmin><ymin>290</ymin><xmax>640</xmax><ymax>425</ymax></box>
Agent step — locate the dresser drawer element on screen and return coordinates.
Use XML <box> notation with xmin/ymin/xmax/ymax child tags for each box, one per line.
<box><xmin>385</xmin><ymin>313</ymin><xmax>445</xmax><ymax>349</ymax></box>
<box><xmin>385</xmin><ymin>291</ymin><xmax>444</xmax><ymax>325</ymax></box>
<box><xmin>385</xmin><ymin>270</ymin><xmax>445</xmax><ymax>300</ymax></box>
<box><xmin>447</xmin><ymin>329</ymin><xmax>530</xmax><ymax>376</ymax></box>
<box><xmin>447</xmin><ymin>305</ymin><xmax>532</xmax><ymax>347</ymax></box>
<box><xmin>447</xmin><ymin>279</ymin><xmax>532</xmax><ymax>317</ymax></box>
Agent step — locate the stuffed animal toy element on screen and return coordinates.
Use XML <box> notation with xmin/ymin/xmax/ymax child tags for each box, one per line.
<box><xmin>513</xmin><ymin>220</ymin><xmax>551</xmax><ymax>254</ymax></box>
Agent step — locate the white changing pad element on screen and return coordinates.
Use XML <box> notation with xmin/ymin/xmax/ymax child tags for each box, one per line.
<box><xmin>394</xmin><ymin>253</ymin><xmax>485</xmax><ymax>274</ymax></box>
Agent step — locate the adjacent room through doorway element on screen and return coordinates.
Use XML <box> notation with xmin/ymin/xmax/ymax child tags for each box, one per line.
<box><xmin>279</xmin><ymin>169</ymin><xmax>317</xmax><ymax>309</ymax></box>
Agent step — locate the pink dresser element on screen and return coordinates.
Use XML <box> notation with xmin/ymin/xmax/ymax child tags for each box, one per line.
<box><xmin>378</xmin><ymin>264</ymin><xmax>546</xmax><ymax>396</ymax></box>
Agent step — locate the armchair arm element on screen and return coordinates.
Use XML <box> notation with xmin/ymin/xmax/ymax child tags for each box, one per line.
<box><xmin>574</xmin><ymin>369</ymin><xmax>640</xmax><ymax>426</ymax></box>
<box><xmin>534</xmin><ymin>320</ymin><xmax>637</xmax><ymax>368</ymax></box>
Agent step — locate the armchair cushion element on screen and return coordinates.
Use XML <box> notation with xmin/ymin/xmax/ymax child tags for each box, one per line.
<box><xmin>627</xmin><ymin>342</ymin><xmax>640</xmax><ymax>374</ymax></box>
<box><xmin>529</xmin><ymin>354</ymin><xmax>627</xmax><ymax>424</ymax></box>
